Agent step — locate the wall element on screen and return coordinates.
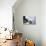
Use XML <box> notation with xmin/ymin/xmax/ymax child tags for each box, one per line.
<box><xmin>41</xmin><ymin>0</ymin><xmax>46</xmax><ymax>46</ymax></box>
<box><xmin>13</xmin><ymin>0</ymin><xmax>41</xmax><ymax>46</ymax></box>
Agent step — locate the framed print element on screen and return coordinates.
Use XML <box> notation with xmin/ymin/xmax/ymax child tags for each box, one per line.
<box><xmin>23</xmin><ymin>16</ymin><xmax>36</xmax><ymax>25</ymax></box>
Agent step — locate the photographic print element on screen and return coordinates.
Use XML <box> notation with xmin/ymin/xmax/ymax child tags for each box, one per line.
<box><xmin>23</xmin><ymin>16</ymin><xmax>36</xmax><ymax>24</ymax></box>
